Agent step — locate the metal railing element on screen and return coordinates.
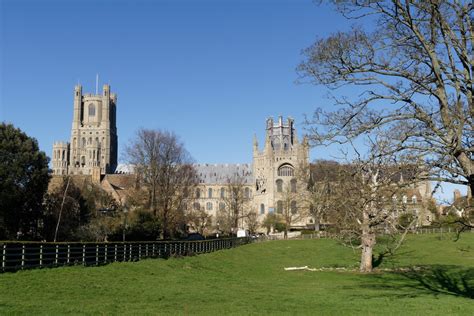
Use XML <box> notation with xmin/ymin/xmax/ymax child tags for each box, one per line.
<box><xmin>1</xmin><ymin>237</ymin><xmax>251</xmax><ymax>273</ymax></box>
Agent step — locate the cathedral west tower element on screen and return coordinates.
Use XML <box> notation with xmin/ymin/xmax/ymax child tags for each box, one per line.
<box><xmin>52</xmin><ymin>84</ymin><xmax>118</xmax><ymax>176</ymax></box>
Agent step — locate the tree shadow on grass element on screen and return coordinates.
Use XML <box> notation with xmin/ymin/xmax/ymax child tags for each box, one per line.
<box><xmin>372</xmin><ymin>249</ymin><xmax>417</xmax><ymax>269</ymax></box>
<box><xmin>360</xmin><ymin>265</ymin><xmax>474</xmax><ymax>300</ymax></box>
<box><xmin>398</xmin><ymin>265</ymin><xmax>474</xmax><ymax>299</ymax></box>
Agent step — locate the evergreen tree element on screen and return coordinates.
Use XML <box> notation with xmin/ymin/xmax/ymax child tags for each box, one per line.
<box><xmin>0</xmin><ymin>123</ymin><xmax>50</xmax><ymax>239</ymax></box>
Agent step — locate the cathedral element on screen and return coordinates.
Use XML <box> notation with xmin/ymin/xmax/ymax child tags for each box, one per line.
<box><xmin>52</xmin><ymin>84</ymin><xmax>118</xmax><ymax>177</ymax></box>
<box><xmin>51</xmin><ymin>85</ymin><xmax>434</xmax><ymax>231</ymax></box>
<box><xmin>192</xmin><ymin>116</ymin><xmax>311</xmax><ymax>227</ymax></box>
<box><xmin>51</xmin><ymin>85</ymin><xmax>312</xmax><ymax>229</ymax></box>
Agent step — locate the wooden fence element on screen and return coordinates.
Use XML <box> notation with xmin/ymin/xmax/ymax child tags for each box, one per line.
<box><xmin>1</xmin><ymin>237</ymin><xmax>251</xmax><ymax>273</ymax></box>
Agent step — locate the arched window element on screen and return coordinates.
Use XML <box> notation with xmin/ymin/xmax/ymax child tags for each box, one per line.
<box><xmin>244</xmin><ymin>187</ymin><xmax>250</xmax><ymax>199</ymax></box>
<box><xmin>219</xmin><ymin>202</ymin><xmax>225</xmax><ymax>211</ymax></box>
<box><xmin>277</xmin><ymin>201</ymin><xmax>283</xmax><ymax>214</ymax></box>
<box><xmin>278</xmin><ymin>164</ymin><xmax>294</xmax><ymax>177</ymax></box>
<box><xmin>220</xmin><ymin>187</ymin><xmax>225</xmax><ymax>198</ymax></box>
<box><xmin>196</xmin><ymin>188</ymin><xmax>201</xmax><ymax>199</ymax></box>
<box><xmin>412</xmin><ymin>195</ymin><xmax>417</xmax><ymax>204</ymax></box>
<box><xmin>88</xmin><ymin>103</ymin><xmax>95</xmax><ymax>116</ymax></box>
<box><xmin>206</xmin><ymin>202</ymin><xmax>213</xmax><ymax>211</ymax></box>
<box><xmin>82</xmin><ymin>138</ymin><xmax>86</xmax><ymax>147</ymax></box>
<box><xmin>208</xmin><ymin>188</ymin><xmax>213</xmax><ymax>198</ymax></box>
<box><xmin>402</xmin><ymin>195</ymin><xmax>407</xmax><ymax>204</ymax></box>
<box><xmin>290</xmin><ymin>179</ymin><xmax>297</xmax><ymax>193</ymax></box>
<box><xmin>193</xmin><ymin>202</ymin><xmax>201</xmax><ymax>211</ymax></box>
<box><xmin>276</xmin><ymin>179</ymin><xmax>283</xmax><ymax>192</ymax></box>
<box><xmin>260</xmin><ymin>203</ymin><xmax>265</xmax><ymax>215</ymax></box>
<box><xmin>291</xmin><ymin>201</ymin><xmax>297</xmax><ymax>214</ymax></box>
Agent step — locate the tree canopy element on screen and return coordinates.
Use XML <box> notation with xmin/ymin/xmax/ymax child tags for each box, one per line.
<box><xmin>299</xmin><ymin>1</ymin><xmax>473</xmax><ymax>195</ymax></box>
<box><xmin>125</xmin><ymin>128</ymin><xmax>198</xmax><ymax>239</ymax></box>
<box><xmin>0</xmin><ymin>123</ymin><xmax>50</xmax><ymax>239</ymax></box>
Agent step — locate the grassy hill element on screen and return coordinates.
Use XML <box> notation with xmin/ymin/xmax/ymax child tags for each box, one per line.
<box><xmin>1</xmin><ymin>234</ymin><xmax>473</xmax><ymax>315</ymax></box>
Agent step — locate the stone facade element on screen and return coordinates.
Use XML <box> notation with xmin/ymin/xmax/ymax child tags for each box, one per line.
<box><xmin>50</xmin><ymin>85</ymin><xmax>435</xmax><ymax>231</ymax></box>
<box><xmin>193</xmin><ymin>116</ymin><xmax>311</xmax><ymax>229</ymax></box>
<box><xmin>52</xmin><ymin>84</ymin><xmax>118</xmax><ymax>176</ymax></box>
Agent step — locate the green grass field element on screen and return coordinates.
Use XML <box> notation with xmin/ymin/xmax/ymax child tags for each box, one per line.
<box><xmin>1</xmin><ymin>234</ymin><xmax>473</xmax><ymax>315</ymax></box>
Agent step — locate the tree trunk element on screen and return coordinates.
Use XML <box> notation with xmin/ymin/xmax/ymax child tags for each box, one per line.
<box><xmin>160</xmin><ymin>210</ymin><xmax>167</xmax><ymax>240</ymax></box>
<box><xmin>468</xmin><ymin>174</ymin><xmax>474</xmax><ymax>198</ymax></box>
<box><xmin>360</xmin><ymin>231</ymin><xmax>375</xmax><ymax>273</ymax></box>
<box><xmin>284</xmin><ymin>228</ymin><xmax>288</xmax><ymax>240</ymax></box>
<box><xmin>314</xmin><ymin>217</ymin><xmax>320</xmax><ymax>233</ymax></box>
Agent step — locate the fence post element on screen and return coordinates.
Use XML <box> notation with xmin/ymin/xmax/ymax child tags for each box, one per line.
<box><xmin>82</xmin><ymin>244</ymin><xmax>86</xmax><ymax>266</ymax></box>
<box><xmin>114</xmin><ymin>244</ymin><xmax>117</xmax><ymax>262</ymax></box>
<box><xmin>95</xmin><ymin>244</ymin><xmax>99</xmax><ymax>266</ymax></box>
<box><xmin>129</xmin><ymin>244</ymin><xmax>132</xmax><ymax>261</ymax></box>
<box><xmin>139</xmin><ymin>244</ymin><xmax>142</xmax><ymax>260</ymax></box>
<box><xmin>105</xmin><ymin>244</ymin><xmax>108</xmax><ymax>263</ymax></box>
<box><xmin>39</xmin><ymin>244</ymin><xmax>43</xmax><ymax>268</ymax></box>
<box><xmin>145</xmin><ymin>243</ymin><xmax>149</xmax><ymax>258</ymax></box>
<box><xmin>152</xmin><ymin>244</ymin><xmax>155</xmax><ymax>257</ymax></box>
<box><xmin>67</xmin><ymin>244</ymin><xmax>70</xmax><ymax>264</ymax></box>
<box><xmin>2</xmin><ymin>244</ymin><xmax>6</xmax><ymax>272</ymax></box>
<box><xmin>21</xmin><ymin>244</ymin><xmax>25</xmax><ymax>269</ymax></box>
<box><xmin>55</xmin><ymin>244</ymin><xmax>59</xmax><ymax>265</ymax></box>
<box><xmin>123</xmin><ymin>243</ymin><xmax>126</xmax><ymax>261</ymax></box>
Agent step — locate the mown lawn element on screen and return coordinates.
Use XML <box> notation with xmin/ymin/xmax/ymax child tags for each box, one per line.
<box><xmin>1</xmin><ymin>234</ymin><xmax>473</xmax><ymax>315</ymax></box>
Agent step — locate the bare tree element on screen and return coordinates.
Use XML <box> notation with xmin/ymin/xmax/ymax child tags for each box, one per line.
<box><xmin>246</xmin><ymin>211</ymin><xmax>259</xmax><ymax>235</ymax></box>
<box><xmin>187</xmin><ymin>208</ymin><xmax>213</xmax><ymax>236</ymax></box>
<box><xmin>299</xmin><ymin>160</ymin><xmax>340</xmax><ymax>234</ymax></box>
<box><xmin>126</xmin><ymin>129</ymin><xmax>198</xmax><ymax>239</ymax></box>
<box><xmin>219</xmin><ymin>175</ymin><xmax>252</xmax><ymax>234</ymax></box>
<box><xmin>276</xmin><ymin>181</ymin><xmax>307</xmax><ymax>239</ymax></box>
<box><xmin>298</xmin><ymin>1</ymin><xmax>473</xmax><ymax>197</ymax></box>
<box><xmin>326</xmin><ymin>138</ymin><xmax>422</xmax><ymax>272</ymax></box>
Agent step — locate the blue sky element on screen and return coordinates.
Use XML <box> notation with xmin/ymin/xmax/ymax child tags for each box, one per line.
<box><xmin>0</xmin><ymin>0</ymin><xmax>466</xmax><ymax>201</ymax></box>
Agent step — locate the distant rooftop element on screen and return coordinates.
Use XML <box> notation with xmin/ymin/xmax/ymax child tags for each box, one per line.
<box><xmin>194</xmin><ymin>163</ymin><xmax>253</xmax><ymax>184</ymax></box>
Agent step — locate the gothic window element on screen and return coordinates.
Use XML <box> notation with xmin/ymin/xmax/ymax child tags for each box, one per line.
<box><xmin>196</xmin><ymin>188</ymin><xmax>201</xmax><ymax>199</ymax></box>
<box><xmin>206</xmin><ymin>202</ymin><xmax>213</xmax><ymax>211</ymax></box>
<box><xmin>278</xmin><ymin>164</ymin><xmax>294</xmax><ymax>177</ymax></box>
<box><xmin>402</xmin><ymin>195</ymin><xmax>407</xmax><ymax>204</ymax></box>
<box><xmin>276</xmin><ymin>179</ymin><xmax>283</xmax><ymax>192</ymax></box>
<box><xmin>260</xmin><ymin>203</ymin><xmax>265</xmax><ymax>215</ymax></box>
<box><xmin>208</xmin><ymin>188</ymin><xmax>213</xmax><ymax>198</ymax></box>
<box><xmin>291</xmin><ymin>201</ymin><xmax>297</xmax><ymax>214</ymax></box>
<box><xmin>193</xmin><ymin>202</ymin><xmax>201</xmax><ymax>211</ymax></box>
<box><xmin>88</xmin><ymin>103</ymin><xmax>95</xmax><ymax>116</ymax></box>
<box><xmin>412</xmin><ymin>195</ymin><xmax>417</xmax><ymax>204</ymax></box>
<box><xmin>82</xmin><ymin>138</ymin><xmax>86</xmax><ymax>147</ymax></box>
<box><xmin>220</xmin><ymin>187</ymin><xmax>225</xmax><ymax>198</ymax></box>
<box><xmin>219</xmin><ymin>202</ymin><xmax>225</xmax><ymax>211</ymax></box>
<box><xmin>277</xmin><ymin>200</ymin><xmax>283</xmax><ymax>214</ymax></box>
<box><xmin>290</xmin><ymin>179</ymin><xmax>297</xmax><ymax>193</ymax></box>
<box><xmin>73</xmin><ymin>137</ymin><xmax>77</xmax><ymax>148</ymax></box>
<box><xmin>244</xmin><ymin>187</ymin><xmax>250</xmax><ymax>199</ymax></box>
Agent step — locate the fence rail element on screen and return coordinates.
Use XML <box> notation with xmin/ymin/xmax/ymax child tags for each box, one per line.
<box><xmin>0</xmin><ymin>237</ymin><xmax>251</xmax><ymax>273</ymax></box>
